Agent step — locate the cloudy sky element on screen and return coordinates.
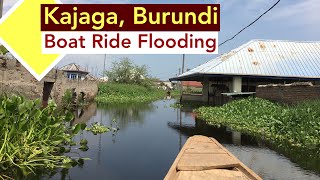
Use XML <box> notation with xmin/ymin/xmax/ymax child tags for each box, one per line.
<box><xmin>2</xmin><ymin>0</ymin><xmax>320</xmax><ymax>79</ymax></box>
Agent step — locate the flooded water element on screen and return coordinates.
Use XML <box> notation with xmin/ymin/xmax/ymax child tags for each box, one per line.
<box><xmin>50</xmin><ymin>99</ymin><xmax>319</xmax><ymax>180</ymax></box>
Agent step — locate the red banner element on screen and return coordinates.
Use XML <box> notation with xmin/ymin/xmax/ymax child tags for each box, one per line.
<box><xmin>41</xmin><ymin>4</ymin><xmax>220</xmax><ymax>31</ymax></box>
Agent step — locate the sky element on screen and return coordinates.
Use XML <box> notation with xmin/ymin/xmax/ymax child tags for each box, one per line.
<box><xmin>2</xmin><ymin>0</ymin><xmax>320</xmax><ymax>80</ymax></box>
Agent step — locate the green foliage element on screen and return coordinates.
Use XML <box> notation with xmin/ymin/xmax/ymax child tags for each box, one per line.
<box><xmin>0</xmin><ymin>95</ymin><xmax>86</xmax><ymax>178</ymax></box>
<box><xmin>61</xmin><ymin>89</ymin><xmax>74</xmax><ymax>109</ymax></box>
<box><xmin>105</xmin><ymin>58</ymin><xmax>151</xmax><ymax>87</ymax></box>
<box><xmin>85</xmin><ymin>123</ymin><xmax>109</xmax><ymax>135</ymax></box>
<box><xmin>0</xmin><ymin>45</ymin><xmax>8</xmax><ymax>55</ymax></box>
<box><xmin>80</xmin><ymin>139</ymin><xmax>88</xmax><ymax>145</ymax></box>
<box><xmin>170</xmin><ymin>103</ymin><xmax>183</xmax><ymax>109</ymax></box>
<box><xmin>195</xmin><ymin>98</ymin><xmax>320</xmax><ymax>153</ymax></box>
<box><xmin>85</xmin><ymin>122</ymin><xmax>119</xmax><ymax>135</ymax></box>
<box><xmin>96</xmin><ymin>83</ymin><xmax>167</xmax><ymax>104</ymax></box>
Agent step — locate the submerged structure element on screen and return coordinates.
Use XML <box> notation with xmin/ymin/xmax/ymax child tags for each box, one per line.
<box><xmin>170</xmin><ymin>40</ymin><xmax>320</xmax><ymax>104</ymax></box>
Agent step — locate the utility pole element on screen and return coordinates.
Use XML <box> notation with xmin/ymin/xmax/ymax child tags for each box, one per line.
<box><xmin>179</xmin><ymin>54</ymin><xmax>185</xmax><ymax>101</ymax></box>
<box><xmin>103</xmin><ymin>54</ymin><xmax>106</xmax><ymax>77</ymax></box>
<box><xmin>181</xmin><ymin>54</ymin><xmax>185</xmax><ymax>74</ymax></box>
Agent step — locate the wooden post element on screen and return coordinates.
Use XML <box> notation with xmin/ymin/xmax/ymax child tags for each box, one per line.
<box><xmin>202</xmin><ymin>77</ymin><xmax>209</xmax><ymax>103</ymax></box>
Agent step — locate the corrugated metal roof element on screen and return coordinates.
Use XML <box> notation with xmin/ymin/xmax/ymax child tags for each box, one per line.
<box><xmin>172</xmin><ymin>40</ymin><xmax>320</xmax><ymax>80</ymax></box>
<box><xmin>60</xmin><ymin>63</ymin><xmax>88</xmax><ymax>73</ymax></box>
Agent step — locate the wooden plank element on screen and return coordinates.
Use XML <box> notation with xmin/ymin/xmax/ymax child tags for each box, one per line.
<box><xmin>175</xmin><ymin>169</ymin><xmax>250</xmax><ymax>180</ymax></box>
<box><xmin>188</xmin><ymin>141</ymin><xmax>221</xmax><ymax>149</ymax></box>
<box><xmin>177</xmin><ymin>153</ymin><xmax>240</xmax><ymax>171</ymax></box>
<box><xmin>209</xmin><ymin>137</ymin><xmax>262</xmax><ymax>180</ymax></box>
<box><xmin>164</xmin><ymin>137</ymin><xmax>194</xmax><ymax>180</ymax></box>
<box><xmin>184</xmin><ymin>147</ymin><xmax>226</xmax><ymax>154</ymax></box>
<box><xmin>188</xmin><ymin>135</ymin><xmax>213</xmax><ymax>143</ymax></box>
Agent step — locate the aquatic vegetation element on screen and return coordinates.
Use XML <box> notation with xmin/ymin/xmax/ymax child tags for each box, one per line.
<box><xmin>96</xmin><ymin>83</ymin><xmax>178</xmax><ymax>104</ymax></box>
<box><xmin>195</xmin><ymin>98</ymin><xmax>320</xmax><ymax>154</ymax></box>
<box><xmin>80</xmin><ymin>139</ymin><xmax>88</xmax><ymax>145</ymax></box>
<box><xmin>85</xmin><ymin>119</ymin><xmax>120</xmax><ymax>135</ymax></box>
<box><xmin>0</xmin><ymin>95</ymin><xmax>86</xmax><ymax>178</ymax></box>
<box><xmin>79</xmin><ymin>145</ymin><xmax>89</xmax><ymax>152</ymax></box>
<box><xmin>85</xmin><ymin>123</ymin><xmax>110</xmax><ymax>135</ymax></box>
<box><xmin>170</xmin><ymin>103</ymin><xmax>183</xmax><ymax>108</ymax></box>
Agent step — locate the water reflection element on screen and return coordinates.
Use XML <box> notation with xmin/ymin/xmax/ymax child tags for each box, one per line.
<box><xmin>46</xmin><ymin>99</ymin><xmax>319</xmax><ymax>180</ymax></box>
<box><xmin>72</xmin><ymin>102</ymin><xmax>98</xmax><ymax>125</ymax></box>
<box><xmin>97</xmin><ymin>103</ymin><xmax>156</xmax><ymax>130</ymax></box>
<box><xmin>231</xmin><ymin>131</ymin><xmax>242</xmax><ymax>145</ymax></box>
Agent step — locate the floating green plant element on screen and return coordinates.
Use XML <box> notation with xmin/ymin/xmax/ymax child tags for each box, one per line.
<box><xmin>85</xmin><ymin>123</ymin><xmax>110</xmax><ymax>135</ymax></box>
<box><xmin>195</xmin><ymin>98</ymin><xmax>320</xmax><ymax>154</ymax></box>
<box><xmin>85</xmin><ymin>120</ymin><xmax>120</xmax><ymax>135</ymax></box>
<box><xmin>0</xmin><ymin>95</ymin><xmax>87</xmax><ymax>178</ymax></box>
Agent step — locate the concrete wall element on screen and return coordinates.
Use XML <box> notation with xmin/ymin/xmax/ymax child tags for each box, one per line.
<box><xmin>256</xmin><ymin>82</ymin><xmax>320</xmax><ymax>104</ymax></box>
<box><xmin>52</xmin><ymin>77</ymin><xmax>98</xmax><ymax>103</ymax></box>
<box><xmin>0</xmin><ymin>58</ymin><xmax>98</xmax><ymax>104</ymax></box>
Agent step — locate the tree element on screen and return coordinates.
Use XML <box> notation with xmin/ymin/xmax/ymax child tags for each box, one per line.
<box><xmin>105</xmin><ymin>58</ymin><xmax>150</xmax><ymax>86</ymax></box>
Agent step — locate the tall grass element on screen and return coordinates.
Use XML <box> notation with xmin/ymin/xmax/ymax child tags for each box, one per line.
<box><xmin>96</xmin><ymin>83</ymin><xmax>173</xmax><ymax>104</ymax></box>
<box><xmin>195</xmin><ymin>98</ymin><xmax>320</xmax><ymax>153</ymax></box>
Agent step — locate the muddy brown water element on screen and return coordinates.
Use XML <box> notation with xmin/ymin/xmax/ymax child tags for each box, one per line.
<box><xmin>47</xmin><ymin>99</ymin><xmax>319</xmax><ymax>180</ymax></box>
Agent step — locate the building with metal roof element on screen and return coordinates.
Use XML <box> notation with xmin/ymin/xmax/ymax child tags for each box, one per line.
<box><xmin>171</xmin><ymin>40</ymin><xmax>320</xmax><ymax>81</ymax></box>
<box><xmin>170</xmin><ymin>40</ymin><xmax>320</xmax><ymax>103</ymax></box>
<box><xmin>60</xmin><ymin>63</ymin><xmax>89</xmax><ymax>80</ymax></box>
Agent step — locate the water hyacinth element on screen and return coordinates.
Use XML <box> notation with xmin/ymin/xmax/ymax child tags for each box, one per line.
<box><xmin>194</xmin><ymin>98</ymin><xmax>320</xmax><ymax>154</ymax></box>
<box><xmin>0</xmin><ymin>95</ymin><xmax>86</xmax><ymax>178</ymax></box>
<box><xmin>96</xmin><ymin>83</ymin><xmax>179</xmax><ymax>104</ymax></box>
<box><xmin>85</xmin><ymin>122</ymin><xmax>119</xmax><ymax>135</ymax></box>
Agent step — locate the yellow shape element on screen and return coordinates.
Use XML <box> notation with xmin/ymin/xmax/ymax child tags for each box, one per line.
<box><xmin>0</xmin><ymin>0</ymin><xmax>61</xmax><ymax>80</ymax></box>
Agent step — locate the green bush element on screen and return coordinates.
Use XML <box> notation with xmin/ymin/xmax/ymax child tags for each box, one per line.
<box><xmin>61</xmin><ymin>89</ymin><xmax>74</xmax><ymax>109</ymax></box>
<box><xmin>195</xmin><ymin>98</ymin><xmax>320</xmax><ymax>153</ymax></box>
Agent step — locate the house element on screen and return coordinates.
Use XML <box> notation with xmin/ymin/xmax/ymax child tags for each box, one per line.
<box><xmin>60</xmin><ymin>63</ymin><xmax>89</xmax><ymax>80</ymax></box>
<box><xmin>170</xmin><ymin>40</ymin><xmax>320</xmax><ymax>104</ymax></box>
